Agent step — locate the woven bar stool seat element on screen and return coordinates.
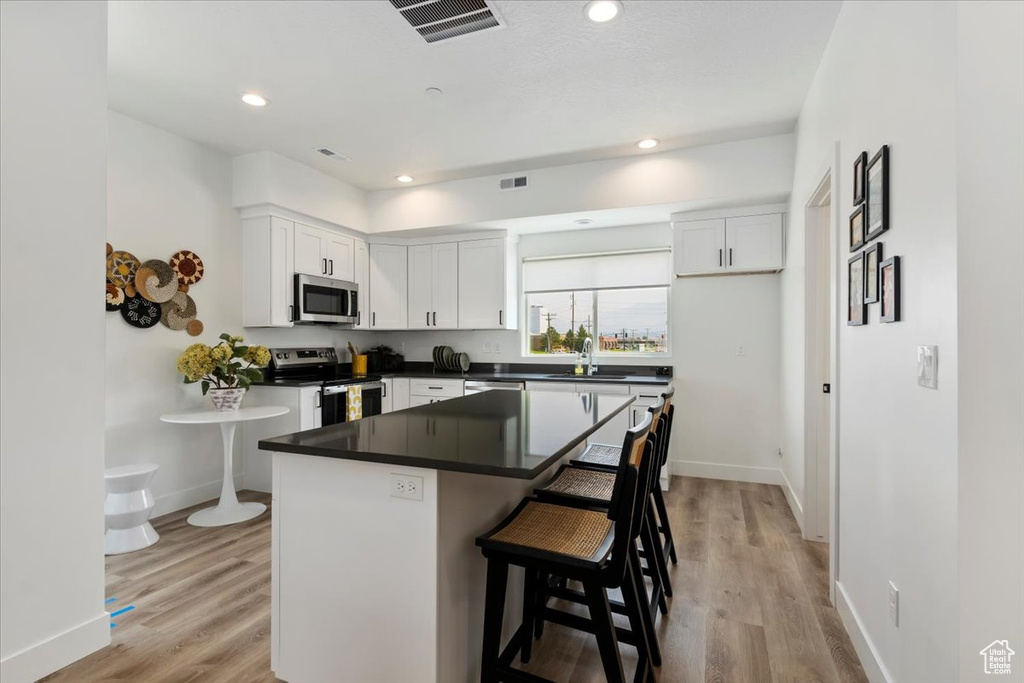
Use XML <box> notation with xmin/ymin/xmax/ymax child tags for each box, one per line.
<box><xmin>574</xmin><ymin>442</ymin><xmax>622</xmax><ymax>468</ymax></box>
<box><xmin>488</xmin><ymin>501</ymin><xmax>612</xmax><ymax>560</ymax></box>
<box><xmin>538</xmin><ymin>466</ymin><xmax>617</xmax><ymax>502</ymax></box>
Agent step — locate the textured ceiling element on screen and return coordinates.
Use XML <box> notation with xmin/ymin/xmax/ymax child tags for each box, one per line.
<box><xmin>108</xmin><ymin>0</ymin><xmax>840</xmax><ymax>191</ymax></box>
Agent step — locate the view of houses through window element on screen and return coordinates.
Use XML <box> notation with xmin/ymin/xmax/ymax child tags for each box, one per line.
<box><xmin>526</xmin><ymin>287</ymin><xmax>669</xmax><ymax>355</ymax></box>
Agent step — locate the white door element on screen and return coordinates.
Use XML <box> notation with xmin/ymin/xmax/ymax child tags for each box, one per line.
<box><xmin>299</xmin><ymin>387</ymin><xmax>322</xmax><ymax>431</ymax></box>
<box><xmin>369</xmin><ymin>244</ymin><xmax>408</xmax><ymax>329</ymax></box>
<box><xmin>458</xmin><ymin>238</ymin><xmax>506</xmax><ymax>329</ymax></box>
<box><xmin>381</xmin><ymin>378</ymin><xmax>393</xmax><ymax>414</ymax></box>
<box><xmin>725</xmin><ymin>214</ymin><xmax>783</xmax><ymax>271</ymax></box>
<box><xmin>407</xmin><ymin>244</ymin><xmax>433</xmax><ymax>330</ymax></box>
<box><xmin>325</xmin><ymin>233</ymin><xmax>354</xmax><ymax>281</ymax></box>
<box><xmin>673</xmin><ymin>218</ymin><xmax>726</xmax><ymax>275</ymax></box>
<box><xmin>295</xmin><ymin>223</ymin><xmax>326</xmax><ymax>276</ymax></box>
<box><xmin>352</xmin><ymin>239</ymin><xmax>369</xmax><ymax>329</ymax></box>
<box><xmin>432</xmin><ymin>242</ymin><xmax>459</xmax><ymax>329</ymax></box>
<box><xmin>391</xmin><ymin>378</ymin><xmax>410</xmax><ymax>411</ymax></box>
<box><xmin>270</xmin><ymin>217</ymin><xmax>294</xmax><ymax>326</ymax></box>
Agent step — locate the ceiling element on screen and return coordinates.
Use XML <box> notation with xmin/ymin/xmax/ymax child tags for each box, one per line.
<box><xmin>108</xmin><ymin>0</ymin><xmax>840</xmax><ymax>192</ymax></box>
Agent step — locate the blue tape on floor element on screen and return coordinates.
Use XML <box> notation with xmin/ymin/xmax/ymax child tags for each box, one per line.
<box><xmin>105</xmin><ymin>597</ymin><xmax>117</xmax><ymax>604</ymax></box>
<box><xmin>110</xmin><ymin>623</ymin><xmax>117</xmax><ymax>629</ymax></box>
<box><xmin>110</xmin><ymin>605</ymin><xmax>135</xmax><ymax>618</ymax></box>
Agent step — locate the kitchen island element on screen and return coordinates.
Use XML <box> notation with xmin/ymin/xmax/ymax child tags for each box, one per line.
<box><xmin>259</xmin><ymin>389</ymin><xmax>634</xmax><ymax>683</ymax></box>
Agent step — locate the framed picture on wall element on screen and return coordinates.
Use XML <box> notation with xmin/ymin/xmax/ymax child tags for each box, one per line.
<box><xmin>853</xmin><ymin>151</ymin><xmax>867</xmax><ymax>205</ymax></box>
<box><xmin>880</xmin><ymin>255</ymin><xmax>901</xmax><ymax>322</ymax></box>
<box><xmin>849</xmin><ymin>204</ymin><xmax>865</xmax><ymax>252</ymax></box>
<box><xmin>848</xmin><ymin>252</ymin><xmax>866</xmax><ymax>326</ymax></box>
<box><xmin>863</xmin><ymin>242</ymin><xmax>883</xmax><ymax>304</ymax></box>
<box><xmin>865</xmin><ymin>145</ymin><xmax>889</xmax><ymax>241</ymax></box>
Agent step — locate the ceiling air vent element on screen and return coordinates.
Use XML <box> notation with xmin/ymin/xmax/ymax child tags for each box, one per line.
<box><xmin>390</xmin><ymin>0</ymin><xmax>504</xmax><ymax>44</ymax></box>
<box><xmin>314</xmin><ymin>147</ymin><xmax>350</xmax><ymax>161</ymax></box>
<box><xmin>499</xmin><ymin>174</ymin><xmax>529</xmax><ymax>191</ymax></box>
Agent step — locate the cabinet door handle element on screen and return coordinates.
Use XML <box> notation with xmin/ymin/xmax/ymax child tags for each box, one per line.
<box><xmin>289</xmin><ymin>304</ymin><xmax>294</xmax><ymax>322</ymax></box>
<box><xmin>426</xmin><ymin>312</ymin><xmax>430</xmax><ymax>326</ymax></box>
<box><xmin>499</xmin><ymin>309</ymin><xmax>503</xmax><ymax>325</ymax></box>
<box><xmin>719</xmin><ymin>249</ymin><xmax>723</xmax><ymax>267</ymax></box>
<box><xmin>372</xmin><ymin>311</ymin><xmax>376</xmax><ymax>327</ymax></box>
<box><xmin>428</xmin><ymin>386</ymin><xmax>443</xmax><ymax>390</ymax></box>
<box><xmin>315</xmin><ymin>390</ymin><xmax>322</xmax><ymax>409</ymax></box>
<box><xmin>729</xmin><ymin>248</ymin><xmax>733</xmax><ymax>266</ymax></box>
<box><xmin>358</xmin><ymin>311</ymin><xmax>361</xmax><ymax>326</ymax></box>
<box><xmin>383</xmin><ymin>382</ymin><xmax>387</xmax><ymax>398</ymax></box>
<box><xmin>328</xmin><ymin>259</ymin><xmax>334</xmax><ymax>276</ymax></box>
<box><xmin>433</xmin><ymin>311</ymin><xmax>436</xmax><ymax>326</ymax></box>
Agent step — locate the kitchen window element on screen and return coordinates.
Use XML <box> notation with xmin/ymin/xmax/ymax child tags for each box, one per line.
<box><xmin>522</xmin><ymin>250</ymin><xmax>671</xmax><ymax>356</ymax></box>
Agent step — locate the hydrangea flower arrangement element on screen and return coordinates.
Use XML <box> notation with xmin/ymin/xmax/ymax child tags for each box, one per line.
<box><xmin>177</xmin><ymin>333</ymin><xmax>272</xmax><ymax>395</ymax></box>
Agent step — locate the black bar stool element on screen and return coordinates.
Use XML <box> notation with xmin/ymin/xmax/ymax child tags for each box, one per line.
<box><xmin>476</xmin><ymin>414</ymin><xmax>658</xmax><ymax>683</ymax></box>
<box><xmin>574</xmin><ymin>388</ymin><xmax>678</xmax><ymax>569</ymax></box>
<box><xmin>532</xmin><ymin>398</ymin><xmax>668</xmax><ymax>657</ymax></box>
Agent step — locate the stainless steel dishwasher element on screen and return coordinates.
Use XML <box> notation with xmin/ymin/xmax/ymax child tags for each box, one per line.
<box><xmin>463</xmin><ymin>380</ymin><xmax>526</xmax><ymax>395</ymax></box>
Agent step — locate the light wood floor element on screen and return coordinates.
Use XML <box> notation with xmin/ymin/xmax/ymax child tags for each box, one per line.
<box><xmin>45</xmin><ymin>477</ymin><xmax>866</xmax><ymax>683</ymax></box>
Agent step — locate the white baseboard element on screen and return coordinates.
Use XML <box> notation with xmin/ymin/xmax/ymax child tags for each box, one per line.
<box><xmin>0</xmin><ymin>612</ymin><xmax>109</xmax><ymax>683</ymax></box>
<box><xmin>779</xmin><ymin>467</ymin><xmax>805</xmax><ymax>534</ymax></box>
<box><xmin>835</xmin><ymin>581</ymin><xmax>892</xmax><ymax>683</ymax></box>
<box><xmin>668</xmin><ymin>459</ymin><xmax>783</xmax><ymax>485</ymax></box>
<box><xmin>152</xmin><ymin>474</ymin><xmax>244</xmax><ymax>517</ymax></box>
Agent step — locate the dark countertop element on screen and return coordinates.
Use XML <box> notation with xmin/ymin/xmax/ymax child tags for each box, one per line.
<box><xmin>259</xmin><ymin>390</ymin><xmax>635</xmax><ymax>479</ymax></box>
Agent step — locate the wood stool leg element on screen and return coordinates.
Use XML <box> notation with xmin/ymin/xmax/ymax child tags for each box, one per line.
<box><xmin>622</xmin><ymin>559</ymin><xmax>659</xmax><ymax>683</ymax></box>
<box><xmin>639</xmin><ymin>518</ymin><xmax>669</xmax><ymax>615</ymax></box>
<box><xmin>481</xmin><ymin>559</ymin><xmax>509</xmax><ymax>683</ymax></box>
<box><xmin>535</xmin><ymin>571</ymin><xmax>549</xmax><ymax>639</ymax></box>
<box><xmin>583</xmin><ymin>580</ymin><xmax>626</xmax><ymax>683</ymax></box>
<box><xmin>645</xmin><ymin>504</ymin><xmax>673</xmax><ymax>599</ymax></box>
<box><xmin>628</xmin><ymin>541</ymin><xmax>662</xmax><ymax>667</ymax></box>
<box><xmin>521</xmin><ymin>568</ymin><xmax>538</xmax><ymax>663</ymax></box>
<box><xmin>653</xmin><ymin>487</ymin><xmax>677</xmax><ymax>565</ymax></box>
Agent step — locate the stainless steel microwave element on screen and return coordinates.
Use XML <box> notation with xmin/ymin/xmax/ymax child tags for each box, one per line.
<box><xmin>293</xmin><ymin>273</ymin><xmax>358</xmax><ymax>325</ymax></box>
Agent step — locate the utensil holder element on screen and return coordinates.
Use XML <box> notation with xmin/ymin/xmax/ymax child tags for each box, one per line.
<box><xmin>352</xmin><ymin>354</ymin><xmax>368</xmax><ymax>375</ymax></box>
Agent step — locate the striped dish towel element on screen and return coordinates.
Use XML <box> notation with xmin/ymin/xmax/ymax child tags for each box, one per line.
<box><xmin>346</xmin><ymin>384</ymin><xmax>363</xmax><ymax>421</ymax></box>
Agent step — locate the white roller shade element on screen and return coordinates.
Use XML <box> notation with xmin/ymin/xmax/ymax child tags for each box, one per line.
<box><xmin>523</xmin><ymin>250</ymin><xmax>671</xmax><ymax>292</ymax></box>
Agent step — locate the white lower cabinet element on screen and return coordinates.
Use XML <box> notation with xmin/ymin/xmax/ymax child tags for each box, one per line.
<box><xmin>410</xmin><ymin>378</ymin><xmax>464</xmax><ymax>407</ymax></box>
<box><xmin>523</xmin><ymin>380</ymin><xmax>669</xmax><ymax>446</ymax></box>
<box><xmin>391</xmin><ymin>378</ymin><xmax>410</xmax><ymax>412</ymax></box>
<box><xmin>381</xmin><ymin>378</ymin><xmax>393</xmax><ymax>414</ymax></box>
<box><xmin>242</xmin><ymin>385</ymin><xmax>323</xmax><ymax>492</ymax></box>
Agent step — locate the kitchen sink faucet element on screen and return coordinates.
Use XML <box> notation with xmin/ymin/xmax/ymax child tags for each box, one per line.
<box><xmin>581</xmin><ymin>337</ymin><xmax>598</xmax><ymax>376</ymax></box>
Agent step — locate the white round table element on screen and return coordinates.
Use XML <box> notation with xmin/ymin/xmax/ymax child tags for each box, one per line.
<box><xmin>160</xmin><ymin>405</ymin><xmax>289</xmax><ymax>527</ymax></box>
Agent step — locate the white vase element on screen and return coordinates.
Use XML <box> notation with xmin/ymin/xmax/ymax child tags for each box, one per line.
<box><xmin>209</xmin><ymin>387</ymin><xmax>246</xmax><ymax>411</ymax></box>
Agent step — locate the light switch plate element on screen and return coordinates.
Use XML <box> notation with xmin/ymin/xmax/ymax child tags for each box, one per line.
<box><xmin>917</xmin><ymin>346</ymin><xmax>938</xmax><ymax>389</ymax></box>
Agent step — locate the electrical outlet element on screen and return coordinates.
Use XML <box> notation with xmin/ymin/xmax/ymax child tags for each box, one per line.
<box><xmin>737</xmin><ymin>344</ymin><xmax>745</xmax><ymax>356</ymax></box>
<box><xmin>391</xmin><ymin>474</ymin><xmax>423</xmax><ymax>501</ymax></box>
<box><xmin>494</xmin><ymin>342</ymin><xmax>502</xmax><ymax>354</ymax></box>
<box><xmin>482</xmin><ymin>341</ymin><xmax>493</xmax><ymax>354</ymax></box>
<box><xmin>888</xmin><ymin>581</ymin><xmax>899</xmax><ymax>626</ymax></box>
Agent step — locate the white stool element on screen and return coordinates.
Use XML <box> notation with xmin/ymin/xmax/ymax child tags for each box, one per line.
<box><xmin>104</xmin><ymin>464</ymin><xmax>160</xmax><ymax>555</ymax></box>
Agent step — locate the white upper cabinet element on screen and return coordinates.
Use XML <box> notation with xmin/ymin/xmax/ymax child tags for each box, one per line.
<box><xmin>458</xmin><ymin>238</ymin><xmax>516</xmax><ymax>330</ymax></box>
<box><xmin>724</xmin><ymin>214</ymin><xmax>783</xmax><ymax>272</ymax></box>
<box><xmin>672</xmin><ymin>218</ymin><xmax>726</xmax><ymax>275</ymax></box>
<box><xmin>409</xmin><ymin>243</ymin><xmax>459</xmax><ymax>330</ymax></box>
<box><xmin>673</xmin><ymin>212</ymin><xmax>784</xmax><ymax>276</ymax></box>
<box><xmin>352</xmin><ymin>238</ymin><xmax>369</xmax><ymax>330</ymax></box>
<box><xmin>369</xmin><ymin>243</ymin><xmax>408</xmax><ymax>330</ymax></box>
<box><xmin>294</xmin><ymin>222</ymin><xmax>354</xmax><ymax>281</ymax></box>
<box><xmin>242</xmin><ymin>215</ymin><xmax>294</xmax><ymax>327</ymax></box>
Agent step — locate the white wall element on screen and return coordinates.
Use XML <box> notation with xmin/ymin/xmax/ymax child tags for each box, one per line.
<box><xmin>367</xmin><ymin>134</ymin><xmax>794</xmax><ymax>232</ymax></box>
<box><xmin>781</xmin><ymin>2</ymin><xmax>960</xmax><ymax>680</ymax></box>
<box><xmin>107</xmin><ymin>113</ymin><xmax>378</xmax><ymax>516</ymax></box>
<box><xmin>955</xmin><ymin>2</ymin><xmax>1024</xmax><ymax>680</ymax></box>
<box><xmin>0</xmin><ymin>2</ymin><xmax>110</xmax><ymax>680</ymax></box>
<box><xmin>376</xmin><ymin>222</ymin><xmax>783</xmax><ymax>482</ymax></box>
<box><xmin>233</xmin><ymin>151</ymin><xmax>368</xmax><ymax>231</ymax></box>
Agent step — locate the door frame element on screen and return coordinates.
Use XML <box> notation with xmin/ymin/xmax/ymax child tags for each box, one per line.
<box><xmin>803</xmin><ymin>144</ymin><xmax>842</xmax><ymax>605</ymax></box>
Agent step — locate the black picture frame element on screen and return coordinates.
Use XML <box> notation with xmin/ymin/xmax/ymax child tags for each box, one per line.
<box><xmin>880</xmin><ymin>255</ymin><xmax>900</xmax><ymax>323</ymax></box>
<box><xmin>853</xmin><ymin>151</ymin><xmax>867</xmax><ymax>205</ymax></box>
<box><xmin>849</xmin><ymin>204</ymin><xmax>866</xmax><ymax>252</ymax></box>
<box><xmin>865</xmin><ymin>145</ymin><xmax>889</xmax><ymax>241</ymax></box>
<box><xmin>848</xmin><ymin>252</ymin><xmax>866</xmax><ymax>326</ymax></box>
<box><xmin>863</xmin><ymin>242</ymin><xmax>883</xmax><ymax>304</ymax></box>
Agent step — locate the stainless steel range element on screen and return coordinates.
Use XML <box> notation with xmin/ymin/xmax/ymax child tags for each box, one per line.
<box><xmin>265</xmin><ymin>347</ymin><xmax>384</xmax><ymax>424</ymax></box>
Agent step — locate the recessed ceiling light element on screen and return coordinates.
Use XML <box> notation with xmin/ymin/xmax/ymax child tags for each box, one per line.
<box><xmin>636</xmin><ymin>138</ymin><xmax>660</xmax><ymax>149</ymax></box>
<box><xmin>395</xmin><ymin>175</ymin><xmax>414</xmax><ymax>183</ymax></box>
<box><xmin>241</xmin><ymin>93</ymin><xmax>268</xmax><ymax>107</ymax></box>
<box><xmin>574</xmin><ymin>218</ymin><xmax>594</xmax><ymax>225</ymax></box>
<box><xmin>584</xmin><ymin>0</ymin><xmax>622</xmax><ymax>23</ymax></box>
